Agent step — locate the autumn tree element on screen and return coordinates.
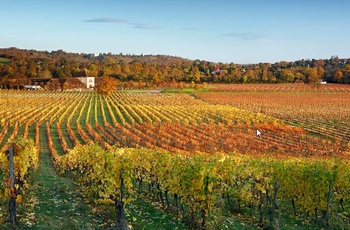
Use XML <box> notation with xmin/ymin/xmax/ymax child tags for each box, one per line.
<box><xmin>121</xmin><ymin>64</ymin><xmax>131</xmax><ymax>78</ymax></box>
<box><xmin>96</xmin><ymin>76</ymin><xmax>118</xmax><ymax>96</ymax></box>
<box><xmin>148</xmin><ymin>66</ymin><xmax>159</xmax><ymax>83</ymax></box>
<box><xmin>305</xmin><ymin>67</ymin><xmax>321</xmax><ymax>88</ymax></box>
<box><xmin>37</xmin><ymin>69</ymin><xmax>52</xmax><ymax>79</ymax></box>
<box><xmin>279</xmin><ymin>69</ymin><xmax>295</xmax><ymax>82</ymax></box>
<box><xmin>0</xmin><ymin>47</ymin><xmax>349</xmax><ymax>86</ymax></box>
<box><xmin>333</xmin><ymin>70</ymin><xmax>343</xmax><ymax>82</ymax></box>
<box><xmin>26</xmin><ymin>60</ymin><xmax>37</xmax><ymax>78</ymax></box>
<box><xmin>190</xmin><ymin>66</ymin><xmax>201</xmax><ymax>83</ymax></box>
<box><xmin>88</xmin><ymin>63</ymin><xmax>99</xmax><ymax>77</ymax></box>
<box><xmin>169</xmin><ymin>67</ymin><xmax>182</xmax><ymax>81</ymax></box>
<box><xmin>131</xmin><ymin>61</ymin><xmax>143</xmax><ymax>81</ymax></box>
<box><xmin>294</xmin><ymin>71</ymin><xmax>305</xmax><ymax>81</ymax></box>
<box><xmin>316</xmin><ymin>66</ymin><xmax>325</xmax><ymax>79</ymax></box>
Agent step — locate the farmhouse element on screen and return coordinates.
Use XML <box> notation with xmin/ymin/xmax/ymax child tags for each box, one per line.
<box><xmin>63</xmin><ymin>78</ymin><xmax>86</xmax><ymax>89</ymax></box>
<box><xmin>211</xmin><ymin>68</ymin><xmax>223</xmax><ymax>75</ymax></box>
<box><xmin>46</xmin><ymin>78</ymin><xmax>86</xmax><ymax>91</ymax></box>
<box><xmin>0</xmin><ymin>78</ymin><xmax>32</xmax><ymax>89</ymax></box>
<box><xmin>0</xmin><ymin>68</ymin><xmax>97</xmax><ymax>90</ymax></box>
<box><xmin>47</xmin><ymin>79</ymin><xmax>61</xmax><ymax>90</ymax></box>
<box><xmin>74</xmin><ymin>68</ymin><xmax>95</xmax><ymax>88</ymax></box>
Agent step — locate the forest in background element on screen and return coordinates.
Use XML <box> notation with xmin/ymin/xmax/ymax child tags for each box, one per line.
<box><xmin>0</xmin><ymin>47</ymin><xmax>350</xmax><ymax>88</ymax></box>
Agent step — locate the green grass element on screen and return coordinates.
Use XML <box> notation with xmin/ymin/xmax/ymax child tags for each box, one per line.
<box><xmin>0</xmin><ymin>126</ymin><xmax>14</xmax><ymax>149</ymax></box>
<box><xmin>126</xmin><ymin>197</ymin><xmax>188</xmax><ymax>230</ymax></box>
<box><xmin>50</xmin><ymin>123</ymin><xmax>66</xmax><ymax>155</ymax></box>
<box><xmin>58</xmin><ymin>121</ymin><xmax>75</xmax><ymax>149</ymax></box>
<box><xmin>27</xmin><ymin>124</ymin><xmax>36</xmax><ymax>140</ymax></box>
<box><xmin>0</xmin><ymin>57</ymin><xmax>10</xmax><ymax>65</ymax></box>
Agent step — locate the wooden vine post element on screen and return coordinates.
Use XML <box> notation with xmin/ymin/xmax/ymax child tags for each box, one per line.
<box><xmin>324</xmin><ymin>180</ymin><xmax>333</xmax><ymax>226</ymax></box>
<box><xmin>9</xmin><ymin>145</ymin><xmax>17</xmax><ymax>224</ymax></box>
<box><xmin>115</xmin><ymin>168</ymin><xmax>129</xmax><ymax>230</ymax></box>
<box><xmin>269</xmin><ymin>178</ymin><xmax>279</xmax><ymax>224</ymax></box>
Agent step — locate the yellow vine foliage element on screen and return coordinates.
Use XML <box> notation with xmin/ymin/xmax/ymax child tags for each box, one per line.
<box><xmin>0</xmin><ymin>137</ymin><xmax>38</xmax><ymax>202</ymax></box>
<box><xmin>57</xmin><ymin>144</ymin><xmax>350</xmax><ymax>220</ymax></box>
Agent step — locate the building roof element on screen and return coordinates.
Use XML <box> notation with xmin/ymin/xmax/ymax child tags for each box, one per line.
<box><xmin>48</xmin><ymin>78</ymin><xmax>60</xmax><ymax>84</ymax></box>
<box><xmin>47</xmin><ymin>78</ymin><xmax>86</xmax><ymax>90</ymax></box>
<box><xmin>63</xmin><ymin>78</ymin><xmax>86</xmax><ymax>87</ymax></box>
<box><xmin>74</xmin><ymin>68</ymin><xmax>96</xmax><ymax>77</ymax></box>
<box><xmin>13</xmin><ymin>78</ymin><xmax>32</xmax><ymax>86</ymax></box>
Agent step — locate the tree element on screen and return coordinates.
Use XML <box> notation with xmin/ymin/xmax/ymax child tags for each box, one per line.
<box><xmin>316</xmin><ymin>66</ymin><xmax>325</xmax><ymax>79</ymax></box>
<box><xmin>131</xmin><ymin>62</ymin><xmax>142</xmax><ymax>76</ymax></box>
<box><xmin>148</xmin><ymin>66</ymin><xmax>159</xmax><ymax>83</ymax></box>
<box><xmin>88</xmin><ymin>64</ymin><xmax>98</xmax><ymax>76</ymax></box>
<box><xmin>190</xmin><ymin>66</ymin><xmax>201</xmax><ymax>83</ymax></box>
<box><xmin>37</xmin><ymin>69</ymin><xmax>52</xmax><ymax>79</ymax></box>
<box><xmin>169</xmin><ymin>67</ymin><xmax>182</xmax><ymax>81</ymax></box>
<box><xmin>121</xmin><ymin>64</ymin><xmax>131</xmax><ymax>78</ymax></box>
<box><xmin>306</xmin><ymin>67</ymin><xmax>321</xmax><ymax>88</ymax></box>
<box><xmin>96</xmin><ymin>77</ymin><xmax>118</xmax><ymax>96</ymax></box>
<box><xmin>333</xmin><ymin>70</ymin><xmax>343</xmax><ymax>82</ymax></box>
<box><xmin>279</xmin><ymin>69</ymin><xmax>294</xmax><ymax>82</ymax></box>
<box><xmin>295</xmin><ymin>71</ymin><xmax>305</xmax><ymax>81</ymax></box>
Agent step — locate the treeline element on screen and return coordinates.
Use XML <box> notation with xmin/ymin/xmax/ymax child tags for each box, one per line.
<box><xmin>0</xmin><ymin>47</ymin><xmax>350</xmax><ymax>86</ymax></box>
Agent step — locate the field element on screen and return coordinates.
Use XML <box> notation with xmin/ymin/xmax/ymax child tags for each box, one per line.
<box><xmin>0</xmin><ymin>83</ymin><xmax>350</xmax><ymax>229</ymax></box>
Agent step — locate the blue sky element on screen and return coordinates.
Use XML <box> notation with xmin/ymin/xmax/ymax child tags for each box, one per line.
<box><xmin>1</xmin><ymin>0</ymin><xmax>349</xmax><ymax>64</ymax></box>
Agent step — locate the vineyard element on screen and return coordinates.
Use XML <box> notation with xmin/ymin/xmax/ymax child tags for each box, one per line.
<box><xmin>0</xmin><ymin>84</ymin><xmax>350</xmax><ymax>229</ymax></box>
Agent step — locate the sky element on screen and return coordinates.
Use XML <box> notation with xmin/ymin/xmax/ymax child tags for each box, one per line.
<box><xmin>1</xmin><ymin>0</ymin><xmax>350</xmax><ymax>64</ymax></box>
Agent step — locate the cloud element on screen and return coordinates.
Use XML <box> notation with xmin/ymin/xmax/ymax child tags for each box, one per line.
<box><xmin>84</xmin><ymin>17</ymin><xmax>158</xmax><ymax>30</ymax></box>
<box><xmin>222</xmin><ymin>32</ymin><xmax>267</xmax><ymax>40</ymax></box>
<box><xmin>131</xmin><ymin>23</ymin><xmax>159</xmax><ymax>30</ymax></box>
<box><xmin>84</xmin><ymin>17</ymin><xmax>128</xmax><ymax>23</ymax></box>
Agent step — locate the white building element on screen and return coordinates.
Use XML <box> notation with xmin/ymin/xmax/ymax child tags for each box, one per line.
<box><xmin>74</xmin><ymin>68</ymin><xmax>95</xmax><ymax>88</ymax></box>
<box><xmin>77</xmin><ymin>76</ymin><xmax>95</xmax><ymax>88</ymax></box>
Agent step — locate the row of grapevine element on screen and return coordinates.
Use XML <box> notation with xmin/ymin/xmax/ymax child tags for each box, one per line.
<box><xmin>30</xmin><ymin>91</ymin><xmax>346</xmax><ymax>160</ymax></box>
<box><xmin>210</xmin><ymin>83</ymin><xmax>350</xmax><ymax>92</ymax></box>
<box><xmin>0</xmin><ymin>137</ymin><xmax>39</xmax><ymax>223</ymax></box>
<box><xmin>1</xmin><ymin>91</ymin><xmax>347</xmax><ymax>160</ymax></box>
<box><xmin>57</xmin><ymin>145</ymin><xmax>350</xmax><ymax>228</ymax></box>
<box><xmin>195</xmin><ymin>92</ymin><xmax>350</xmax><ymax>143</ymax></box>
<box><xmin>0</xmin><ymin>137</ymin><xmax>39</xmax><ymax>184</ymax></box>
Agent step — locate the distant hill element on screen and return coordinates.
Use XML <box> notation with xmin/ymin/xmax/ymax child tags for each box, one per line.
<box><xmin>0</xmin><ymin>47</ymin><xmax>349</xmax><ymax>86</ymax></box>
